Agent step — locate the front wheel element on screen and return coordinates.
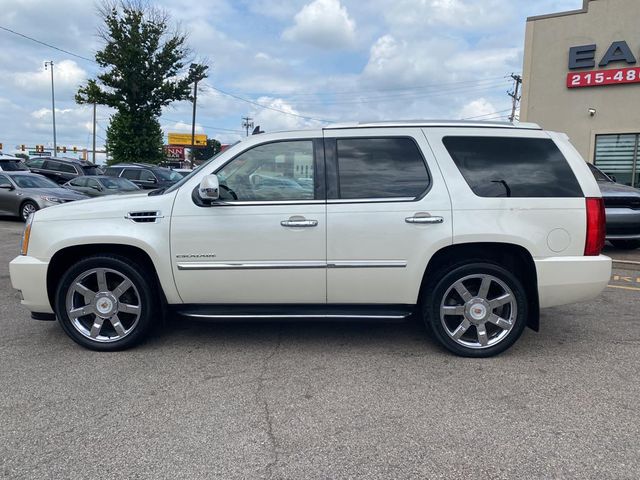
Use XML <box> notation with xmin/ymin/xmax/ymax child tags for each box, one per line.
<box><xmin>610</xmin><ymin>239</ymin><xmax>640</xmax><ymax>250</ymax></box>
<box><xmin>55</xmin><ymin>255</ymin><xmax>157</xmax><ymax>351</ymax></box>
<box><xmin>422</xmin><ymin>262</ymin><xmax>528</xmax><ymax>357</ymax></box>
<box><xmin>20</xmin><ymin>201</ymin><xmax>38</xmax><ymax>222</ymax></box>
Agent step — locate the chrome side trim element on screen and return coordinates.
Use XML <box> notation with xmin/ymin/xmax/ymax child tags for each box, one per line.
<box><xmin>327</xmin><ymin>260</ymin><xmax>407</xmax><ymax>269</ymax></box>
<box><xmin>177</xmin><ymin>261</ymin><xmax>326</xmax><ymax>271</ymax></box>
<box><xmin>213</xmin><ymin>200</ymin><xmax>325</xmax><ymax>206</ymax></box>
<box><xmin>327</xmin><ymin>197</ymin><xmax>414</xmax><ymax>204</ymax></box>
<box><xmin>181</xmin><ymin>313</ymin><xmax>409</xmax><ymax>320</ymax></box>
<box><xmin>177</xmin><ymin>260</ymin><xmax>408</xmax><ymax>270</ymax></box>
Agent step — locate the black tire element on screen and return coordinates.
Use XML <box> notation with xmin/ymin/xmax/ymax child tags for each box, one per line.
<box><xmin>54</xmin><ymin>255</ymin><xmax>158</xmax><ymax>351</ymax></box>
<box><xmin>610</xmin><ymin>239</ymin><xmax>640</xmax><ymax>250</ymax></box>
<box><xmin>20</xmin><ymin>200</ymin><xmax>39</xmax><ymax>222</ymax></box>
<box><xmin>422</xmin><ymin>261</ymin><xmax>528</xmax><ymax>358</ymax></box>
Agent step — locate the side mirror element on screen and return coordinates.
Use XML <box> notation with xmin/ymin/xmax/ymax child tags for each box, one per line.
<box><xmin>91</xmin><ymin>184</ymin><xmax>101</xmax><ymax>191</ymax></box>
<box><xmin>610</xmin><ymin>175</ymin><xmax>617</xmax><ymax>183</ymax></box>
<box><xmin>198</xmin><ymin>174</ymin><xmax>220</xmax><ymax>201</ymax></box>
<box><xmin>0</xmin><ymin>184</ymin><xmax>14</xmax><ymax>190</ymax></box>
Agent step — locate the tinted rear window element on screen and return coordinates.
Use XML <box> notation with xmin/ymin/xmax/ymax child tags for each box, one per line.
<box><xmin>336</xmin><ymin>137</ymin><xmax>430</xmax><ymax>199</ymax></box>
<box><xmin>442</xmin><ymin>136</ymin><xmax>583</xmax><ymax>198</ymax></box>
<box><xmin>81</xmin><ymin>165</ymin><xmax>99</xmax><ymax>175</ymax></box>
<box><xmin>0</xmin><ymin>160</ymin><xmax>29</xmax><ymax>171</ymax></box>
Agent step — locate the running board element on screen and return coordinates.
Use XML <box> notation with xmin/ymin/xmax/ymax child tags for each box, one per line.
<box><xmin>172</xmin><ymin>304</ymin><xmax>416</xmax><ymax>322</ymax></box>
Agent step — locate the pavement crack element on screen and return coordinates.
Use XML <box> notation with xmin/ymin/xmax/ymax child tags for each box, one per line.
<box><xmin>256</xmin><ymin>325</ymin><xmax>282</xmax><ymax>479</ymax></box>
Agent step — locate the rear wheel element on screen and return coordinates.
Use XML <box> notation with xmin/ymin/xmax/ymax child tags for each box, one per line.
<box><xmin>422</xmin><ymin>262</ymin><xmax>528</xmax><ymax>357</ymax></box>
<box><xmin>55</xmin><ymin>255</ymin><xmax>157</xmax><ymax>351</ymax></box>
<box><xmin>610</xmin><ymin>239</ymin><xmax>640</xmax><ymax>250</ymax></box>
<box><xmin>20</xmin><ymin>201</ymin><xmax>38</xmax><ymax>222</ymax></box>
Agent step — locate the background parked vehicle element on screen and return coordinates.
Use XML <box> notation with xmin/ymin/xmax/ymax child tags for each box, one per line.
<box><xmin>0</xmin><ymin>172</ymin><xmax>88</xmax><ymax>221</ymax></box>
<box><xmin>25</xmin><ymin>157</ymin><xmax>100</xmax><ymax>185</ymax></box>
<box><xmin>103</xmin><ymin>163</ymin><xmax>183</xmax><ymax>189</ymax></box>
<box><xmin>588</xmin><ymin>163</ymin><xmax>640</xmax><ymax>250</ymax></box>
<box><xmin>63</xmin><ymin>176</ymin><xmax>141</xmax><ymax>197</ymax></box>
<box><xmin>0</xmin><ymin>154</ymin><xmax>30</xmax><ymax>172</ymax></box>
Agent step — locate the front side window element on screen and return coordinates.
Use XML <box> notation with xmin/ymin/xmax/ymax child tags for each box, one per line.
<box><xmin>335</xmin><ymin>137</ymin><xmax>430</xmax><ymax>199</ymax></box>
<box><xmin>216</xmin><ymin>141</ymin><xmax>315</xmax><ymax>201</ymax></box>
<box><xmin>0</xmin><ymin>174</ymin><xmax>12</xmax><ymax>187</ymax></box>
<box><xmin>443</xmin><ymin>136</ymin><xmax>583</xmax><ymax>198</ymax></box>
<box><xmin>43</xmin><ymin>160</ymin><xmax>60</xmax><ymax>171</ymax></box>
<box><xmin>121</xmin><ymin>169</ymin><xmax>141</xmax><ymax>181</ymax></box>
<box><xmin>70</xmin><ymin>177</ymin><xmax>87</xmax><ymax>187</ymax></box>
<box><xmin>139</xmin><ymin>170</ymin><xmax>156</xmax><ymax>182</ymax></box>
<box><xmin>26</xmin><ymin>158</ymin><xmax>45</xmax><ymax>169</ymax></box>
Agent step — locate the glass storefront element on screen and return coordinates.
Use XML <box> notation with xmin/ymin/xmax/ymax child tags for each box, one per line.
<box><xmin>594</xmin><ymin>134</ymin><xmax>639</xmax><ymax>187</ymax></box>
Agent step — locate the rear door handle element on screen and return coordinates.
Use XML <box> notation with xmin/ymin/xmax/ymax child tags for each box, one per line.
<box><xmin>405</xmin><ymin>214</ymin><xmax>444</xmax><ymax>225</ymax></box>
<box><xmin>281</xmin><ymin>216</ymin><xmax>318</xmax><ymax>228</ymax></box>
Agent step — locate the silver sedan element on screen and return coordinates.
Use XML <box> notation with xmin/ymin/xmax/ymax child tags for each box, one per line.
<box><xmin>0</xmin><ymin>172</ymin><xmax>89</xmax><ymax>221</ymax></box>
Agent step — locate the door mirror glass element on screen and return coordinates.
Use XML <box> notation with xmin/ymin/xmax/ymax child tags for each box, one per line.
<box><xmin>199</xmin><ymin>174</ymin><xmax>220</xmax><ymax>201</ymax></box>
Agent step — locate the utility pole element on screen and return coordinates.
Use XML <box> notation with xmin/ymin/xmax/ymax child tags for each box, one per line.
<box><xmin>92</xmin><ymin>103</ymin><xmax>97</xmax><ymax>163</ymax></box>
<box><xmin>44</xmin><ymin>61</ymin><xmax>57</xmax><ymax>156</ymax></box>
<box><xmin>242</xmin><ymin>116</ymin><xmax>254</xmax><ymax>137</ymax></box>
<box><xmin>508</xmin><ymin>73</ymin><xmax>523</xmax><ymax>122</ymax></box>
<box><xmin>190</xmin><ymin>78</ymin><xmax>199</xmax><ymax>169</ymax></box>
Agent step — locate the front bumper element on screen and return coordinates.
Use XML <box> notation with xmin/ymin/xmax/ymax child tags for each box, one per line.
<box><xmin>535</xmin><ymin>255</ymin><xmax>612</xmax><ymax>309</ymax></box>
<box><xmin>9</xmin><ymin>255</ymin><xmax>53</xmax><ymax>314</ymax></box>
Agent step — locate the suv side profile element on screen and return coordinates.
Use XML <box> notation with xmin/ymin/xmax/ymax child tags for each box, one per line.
<box><xmin>104</xmin><ymin>163</ymin><xmax>183</xmax><ymax>189</ymax></box>
<box><xmin>25</xmin><ymin>157</ymin><xmax>100</xmax><ymax>185</ymax></box>
<box><xmin>9</xmin><ymin>121</ymin><xmax>612</xmax><ymax>357</ymax></box>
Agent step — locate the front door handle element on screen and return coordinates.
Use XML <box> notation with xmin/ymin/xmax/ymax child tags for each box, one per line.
<box><xmin>405</xmin><ymin>214</ymin><xmax>444</xmax><ymax>225</ymax></box>
<box><xmin>281</xmin><ymin>216</ymin><xmax>318</xmax><ymax>228</ymax></box>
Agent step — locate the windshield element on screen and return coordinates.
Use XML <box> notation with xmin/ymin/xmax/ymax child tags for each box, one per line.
<box><xmin>588</xmin><ymin>163</ymin><xmax>612</xmax><ymax>182</ymax></box>
<box><xmin>100</xmin><ymin>177</ymin><xmax>139</xmax><ymax>191</ymax></box>
<box><xmin>0</xmin><ymin>160</ymin><xmax>29</xmax><ymax>171</ymax></box>
<box><xmin>163</xmin><ymin>147</ymin><xmax>234</xmax><ymax>194</ymax></box>
<box><xmin>12</xmin><ymin>175</ymin><xmax>60</xmax><ymax>189</ymax></box>
<box><xmin>155</xmin><ymin>169</ymin><xmax>183</xmax><ymax>182</ymax></box>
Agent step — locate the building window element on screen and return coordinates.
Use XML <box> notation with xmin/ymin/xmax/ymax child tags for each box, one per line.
<box><xmin>594</xmin><ymin>134</ymin><xmax>639</xmax><ymax>187</ymax></box>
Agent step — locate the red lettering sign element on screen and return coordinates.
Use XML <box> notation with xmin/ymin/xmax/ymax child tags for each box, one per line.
<box><xmin>164</xmin><ymin>145</ymin><xmax>185</xmax><ymax>159</ymax></box>
<box><xmin>567</xmin><ymin>67</ymin><xmax>640</xmax><ymax>88</ymax></box>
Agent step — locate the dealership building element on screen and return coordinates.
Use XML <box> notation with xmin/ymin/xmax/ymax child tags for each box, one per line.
<box><xmin>521</xmin><ymin>0</ymin><xmax>640</xmax><ymax>187</ymax></box>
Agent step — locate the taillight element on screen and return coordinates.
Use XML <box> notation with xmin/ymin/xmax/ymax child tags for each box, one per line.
<box><xmin>584</xmin><ymin>197</ymin><xmax>606</xmax><ymax>256</ymax></box>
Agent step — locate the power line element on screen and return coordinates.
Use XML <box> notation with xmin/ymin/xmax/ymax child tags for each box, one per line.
<box><xmin>462</xmin><ymin>108</ymin><xmax>514</xmax><ymax>120</ymax></box>
<box><xmin>0</xmin><ymin>25</ymin><xmax>95</xmax><ymax>62</ymax></box>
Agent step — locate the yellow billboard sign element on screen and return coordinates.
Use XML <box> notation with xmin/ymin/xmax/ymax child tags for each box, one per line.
<box><xmin>168</xmin><ymin>133</ymin><xmax>207</xmax><ymax>146</ymax></box>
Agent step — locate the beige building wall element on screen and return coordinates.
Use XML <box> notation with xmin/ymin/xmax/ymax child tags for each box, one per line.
<box><xmin>521</xmin><ymin>0</ymin><xmax>640</xmax><ymax>162</ymax></box>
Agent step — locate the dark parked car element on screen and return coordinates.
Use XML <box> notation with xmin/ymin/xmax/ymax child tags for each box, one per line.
<box><xmin>64</xmin><ymin>175</ymin><xmax>141</xmax><ymax>197</ymax></box>
<box><xmin>103</xmin><ymin>163</ymin><xmax>183</xmax><ymax>189</ymax></box>
<box><xmin>588</xmin><ymin>163</ymin><xmax>640</xmax><ymax>249</ymax></box>
<box><xmin>25</xmin><ymin>157</ymin><xmax>100</xmax><ymax>185</ymax></box>
<box><xmin>0</xmin><ymin>154</ymin><xmax>29</xmax><ymax>172</ymax></box>
<box><xmin>0</xmin><ymin>172</ymin><xmax>88</xmax><ymax>221</ymax></box>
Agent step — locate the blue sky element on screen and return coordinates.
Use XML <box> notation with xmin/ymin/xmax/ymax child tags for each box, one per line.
<box><xmin>0</xmin><ymin>0</ymin><xmax>583</xmax><ymax>160</ymax></box>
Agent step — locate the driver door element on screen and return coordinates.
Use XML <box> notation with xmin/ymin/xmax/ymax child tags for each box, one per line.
<box><xmin>170</xmin><ymin>135</ymin><xmax>326</xmax><ymax>304</ymax></box>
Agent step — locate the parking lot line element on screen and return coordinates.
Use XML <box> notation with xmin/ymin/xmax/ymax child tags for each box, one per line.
<box><xmin>608</xmin><ymin>284</ymin><xmax>640</xmax><ymax>292</ymax></box>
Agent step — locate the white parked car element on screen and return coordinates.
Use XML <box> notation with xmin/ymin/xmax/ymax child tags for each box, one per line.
<box><xmin>9</xmin><ymin>121</ymin><xmax>612</xmax><ymax>357</ymax></box>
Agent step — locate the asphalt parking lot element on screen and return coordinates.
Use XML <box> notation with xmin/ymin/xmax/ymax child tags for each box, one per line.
<box><xmin>1</xmin><ymin>217</ymin><xmax>639</xmax><ymax>479</ymax></box>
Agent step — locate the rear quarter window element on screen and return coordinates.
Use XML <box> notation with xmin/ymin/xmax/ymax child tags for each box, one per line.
<box><xmin>442</xmin><ymin>136</ymin><xmax>583</xmax><ymax>198</ymax></box>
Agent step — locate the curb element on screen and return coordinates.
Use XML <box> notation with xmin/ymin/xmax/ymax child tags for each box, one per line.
<box><xmin>612</xmin><ymin>260</ymin><xmax>640</xmax><ymax>272</ymax></box>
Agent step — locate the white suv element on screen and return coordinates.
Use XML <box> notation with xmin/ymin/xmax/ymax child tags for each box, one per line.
<box><xmin>9</xmin><ymin>121</ymin><xmax>612</xmax><ymax>357</ymax></box>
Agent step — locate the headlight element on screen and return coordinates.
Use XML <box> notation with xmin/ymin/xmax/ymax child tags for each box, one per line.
<box><xmin>21</xmin><ymin>214</ymin><xmax>33</xmax><ymax>256</ymax></box>
<box><xmin>40</xmin><ymin>196</ymin><xmax>63</xmax><ymax>203</ymax></box>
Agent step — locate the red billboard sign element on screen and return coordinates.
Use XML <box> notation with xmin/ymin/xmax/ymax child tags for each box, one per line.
<box><xmin>567</xmin><ymin>67</ymin><xmax>640</xmax><ymax>88</ymax></box>
<box><xmin>164</xmin><ymin>145</ymin><xmax>185</xmax><ymax>159</ymax></box>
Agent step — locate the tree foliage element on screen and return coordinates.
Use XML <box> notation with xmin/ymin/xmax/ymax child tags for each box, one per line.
<box><xmin>76</xmin><ymin>1</ymin><xmax>208</xmax><ymax>164</ymax></box>
<box><xmin>192</xmin><ymin>138</ymin><xmax>222</xmax><ymax>162</ymax></box>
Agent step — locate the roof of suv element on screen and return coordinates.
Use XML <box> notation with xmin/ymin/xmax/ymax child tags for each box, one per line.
<box><xmin>110</xmin><ymin>163</ymin><xmax>169</xmax><ymax>170</ymax></box>
<box><xmin>33</xmin><ymin>156</ymin><xmax>97</xmax><ymax>166</ymax></box>
<box><xmin>323</xmin><ymin>120</ymin><xmax>542</xmax><ymax>130</ymax></box>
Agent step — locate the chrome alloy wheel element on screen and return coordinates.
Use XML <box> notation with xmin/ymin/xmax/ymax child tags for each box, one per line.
<box><xmin>65</xmin><ymin>268</ymin><xmax>141</xmax><ymax>343</ymax></box>
<box><xmin>22</xmin><ymin>203</ymin><xmax>37</xmax><ymax>220</ymax></box>
<box><xmin>439</xmin><ymin>274</ymin><xmax>517</xmax><ymax>349</ymax></box>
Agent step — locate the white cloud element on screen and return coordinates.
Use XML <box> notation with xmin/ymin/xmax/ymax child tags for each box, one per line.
<box><xmin>251</xmin><ymin>97</ymin><xmax>321</xmax><ymax>132</ymax></box>
<box><xmin>13</xmin><ymin>60</ymin><xmax>87</xmax><ymax>93</ymax></box>
<box><xmin>458</xmin><ymin>98</ymin><xmax>498</xmax><ymax>119</ymax></box>
<box><xmin>283</xmin><ymin>0</ymin><xmax>356</xmax><ymax>49</ymax></box>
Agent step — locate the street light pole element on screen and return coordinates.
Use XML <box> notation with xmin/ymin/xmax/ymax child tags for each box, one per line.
<box><xmin>92</xmin><ymin>103</ymin><xmax>97</xmax><ymax>163</ymax></box>
<box><xmin>44</xmin><ymin>61</ymin><xmax>57</xmax><ymax>157</ymax></box>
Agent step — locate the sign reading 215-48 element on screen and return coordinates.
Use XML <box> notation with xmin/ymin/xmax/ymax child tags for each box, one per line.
<box><xmin>567</xmin><ymin>41</ymin><xmax>640</xmax><ymax>88</ymax></box>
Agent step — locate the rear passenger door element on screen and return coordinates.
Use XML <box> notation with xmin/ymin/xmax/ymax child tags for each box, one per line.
<box><xmin>324</xmin><ymin>128</ymin><xmax>453</xmax><ymax>305</ymax></box>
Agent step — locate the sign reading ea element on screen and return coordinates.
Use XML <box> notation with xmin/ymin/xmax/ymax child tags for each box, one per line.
<box><xmin>569</xmin><ymin>41</ymin><xmax>637</xmax><ymax>70</ymax></box>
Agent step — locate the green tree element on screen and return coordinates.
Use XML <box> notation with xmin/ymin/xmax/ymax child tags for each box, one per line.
<box><xmin>14</xmin><ymin>153</ymin><xmax>29</xmax><ymax>161</ymax></box>
<box><xmin>192</xmin><ymin>138</ymin><xmax>222</xmax><ymax>163</ymax></box>
<box><xmin>76</xmin><ymin>1</ymin><xmax>208</xmax><ymax>165</ymax></box>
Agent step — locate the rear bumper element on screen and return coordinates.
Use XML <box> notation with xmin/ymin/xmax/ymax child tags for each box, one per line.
<box><xmin>605</xmin><ymin>208</ymin><xmax>640</xmax><ymax>240</ymax></box>
<box><xmin>535</xmin><ymin>255</ymin><xmax>612</xmax><ymax>308</ymax></box>
<box><xmin>9</xmin><ymin>255</ymin><xmax>53</xmax><ymax>314</ymax></box>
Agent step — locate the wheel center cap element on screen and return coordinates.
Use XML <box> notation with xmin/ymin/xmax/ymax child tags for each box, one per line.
<box><xmin>466</xmin><ymin>298</ymin><xmax>490</xmax><ymax>323</ymax></box>
<box><xmin>95</xmin><ymin>293</ymin><xmax>117</xmax><ymax>317</ymax></box>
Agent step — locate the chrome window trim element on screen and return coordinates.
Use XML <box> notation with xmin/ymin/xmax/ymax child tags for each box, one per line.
<box><xmin>327</xmin><ymin>197</ymin><xmax>414</xmax><ymax>204</ymax></box>
<box><xmin>212</xmin><ymin>199</ymin><xmax>325</xmax><ymax>207</ymax></box>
